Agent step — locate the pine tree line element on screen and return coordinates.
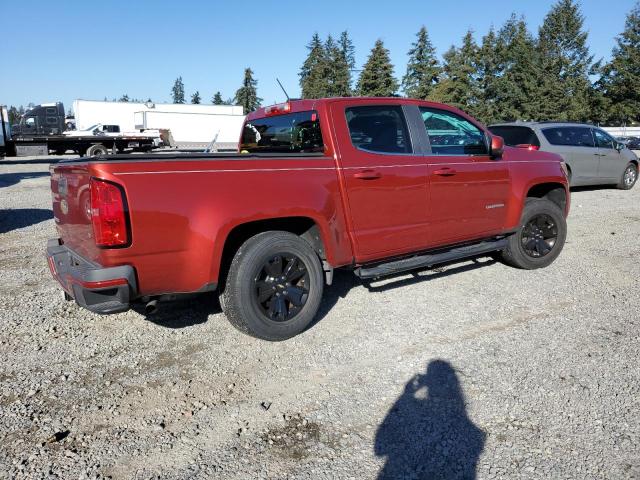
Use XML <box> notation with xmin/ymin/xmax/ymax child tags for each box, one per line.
<box><xmin>298</xmin><ymin>0</ymin><xmax>640</xmax><ymax>125</ymax></box>
<box><xmin>6</xmin><ymin>1</ymin><xmax>638</xmax><ymax>125</ymax></box>
<box><xmin>169</xmin><ymin>70</ymin><xmax>261</xmax><ymax>113</ymax></box>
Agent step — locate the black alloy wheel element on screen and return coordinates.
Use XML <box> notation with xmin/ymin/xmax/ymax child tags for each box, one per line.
<box><xmin>253</xmin><ymin>253</ymin><xmax>310</xmax><ymax>322</ymax></box>
<box><xmin>220</xmin><ymin>231</ymin><xmax>324</xmax><ymax>341</ymax></box>
<box><xmin>520</xmin><ymin>213</ymin><xmax>558</xmax><ymax>258</ymax></box>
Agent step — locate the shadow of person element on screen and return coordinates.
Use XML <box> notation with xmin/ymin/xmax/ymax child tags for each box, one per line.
<box><xmin>375</xmin><ymin>360</ymin><xmax>486</xmax><ymax>480</ymax></box>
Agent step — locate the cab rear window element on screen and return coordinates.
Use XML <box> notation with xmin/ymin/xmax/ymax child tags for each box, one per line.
<box><xmin>240</xmin><ymin>111</ymin><xmax>324</xmax><ymax>154</ymax></box>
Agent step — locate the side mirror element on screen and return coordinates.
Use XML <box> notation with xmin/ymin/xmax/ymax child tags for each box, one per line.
<box><xmin>490</xmin><ymin>135</ymin><xmax>504</xmax><ymax>159</ymax></box>
<box><xmin>615</xmin><ymin>142</ymin><xmax>625</xmax><ymax>152</ymax></box>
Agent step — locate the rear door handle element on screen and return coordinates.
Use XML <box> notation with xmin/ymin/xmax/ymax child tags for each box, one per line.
<box><xmin>433</xmin><ymin>167</ymin><xmax>457</xmax><ymax>176</ymax></box>
<box><xmin>353</xmin><ymin>169</ymin><xmax>382</xmax><ymax>180</ymax></box>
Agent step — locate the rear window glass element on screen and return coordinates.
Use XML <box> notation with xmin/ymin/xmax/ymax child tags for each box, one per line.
<box><xmin>542</xmin><ymin>127</ymin><xmax>594</xmax><ymax>147</ymax></box>
<box><xmin>345</xmin><ymin>105</ymin><xmax>411</xmax><ymax>154</ymax></box>
<box><xmin>488</xmin><ymin>126</ymin><xmax>540</xmax><ymax>147</ymax></box>
<box><xmin>240</xmin><ymin>111</ymin><xmax>324</xmax><ymax>154</ymax></box>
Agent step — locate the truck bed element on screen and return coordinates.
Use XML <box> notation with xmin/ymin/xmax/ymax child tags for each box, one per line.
<box><xmin>49</xmin><ymin>150</ymin><xmax>350</xmax><ymax>297</ymax></box>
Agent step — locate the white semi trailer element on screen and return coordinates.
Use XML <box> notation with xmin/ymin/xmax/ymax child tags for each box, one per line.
<box><xmin>74</xmin><ymin>100</ymin><xmax>245</xmax><ymax>150</ymax></box>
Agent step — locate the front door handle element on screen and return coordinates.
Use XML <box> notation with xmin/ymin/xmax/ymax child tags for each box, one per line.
<box><xmin>354</xmin><ymin>169</ymin><xmax>382</xmax><ymax>180</ymax></box>
<box><xmin>433</xmin><ymin>167</ymin><xmax>457</xmax><ymax>176</ymax></box>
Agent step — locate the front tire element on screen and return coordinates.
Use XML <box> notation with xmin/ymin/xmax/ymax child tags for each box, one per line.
<box><xmin>618</xmin><ymin>163</ymin><xmax>638</xmax><ymax>190</ymax></box>
<box><xmin>220</xmin><ymin>231</ymin><xmax>324</xmax><ymax>341</ymax></box>
<box><xmin>500</xmin><ymin>198</ymin><xmax>567</xmax><ymax>270</ymax></box>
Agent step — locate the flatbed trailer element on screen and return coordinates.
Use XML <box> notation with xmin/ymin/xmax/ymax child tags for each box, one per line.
<box><xmin>8</xmin><ymin>133</ymin><xmax>157</xmax><ymax>157</ymax></box>
<box><xmin>0</xmin><ymin>103</ymin><xmax>159</xmax><ymax>158</ymax></box>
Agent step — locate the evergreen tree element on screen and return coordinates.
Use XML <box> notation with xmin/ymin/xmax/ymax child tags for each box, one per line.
<box><xmin>172</xmin><ymin>76</ymin><xmax>185</xmax><ymax>104</ymax></box>
<box><xmin>431</xmin><ymin>31</ymin><xmax>480</xmax><ymax>115</ymax></box>
<box><xmin>119</xmin><ymin>94</ymin><xmax>130</xmax><ymax>102</ymax></box>
<box><xmin>493</xmin><ymin>14</ymin><xmax>542</xmax><ymax>122</ymax></box>
<box><xmin>212</xmin><ymin>91</ymin><xmax>224</xmax><ymax>105</ymax></box>
<box><xmin>339</xmin><ymin>30</ymin><xmax>356</xmax><ymax>93</ymax></box>
<box><xmin>191</xmin><ymin>91</ymin><xmax>201</xmax><ymax>104</ymax></box>
<box><xmin>339</xmin><ymin>31</ymin><xmax>356</xmax><ymax>71</ymax></box>
<box><xmin>474</xmin><ymin>28</ymin><xmax>501</xmax><ymax>123</ymax></box>
<box><xmin>357</xmin><ymin>39</ymin><xmax>399</xmax><ymax>97</ymax></box>
<box><xmin>325</xmin><ymin>34</ymin><xmax>352</xmax><ymax>97</ymax></box>
<box><xmin>402</xmin><ymin>26</ymin><xmax>441</xmax><ymax>99</ymax></box>
<box><xmin>537</xmin><ymin>0</ymin><xmax>594</xmax><ymax>121</ymax></box>
<box><xmin>300</xmin><ymin>33</ymin><xmax>329</xmax><ymax>98</ymax></box>
<box><xmin>7</xmin><ymin>106</ymin><xmax>20</xmax><ymax>125</ymax></box>
<box><xmin>599</xmin><ymin>2</ymin><xmax>640</xmax><ymax>124</ymax></box>
<box><xmin>234</xmin><ymin>68</ymin><xmax>262</xmax><ymax>114</ymax></box>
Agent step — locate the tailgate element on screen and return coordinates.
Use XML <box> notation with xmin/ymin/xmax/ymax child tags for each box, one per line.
<box><xmin>50</xmin><ymin>163</ymin><xmax>100</xmax><ymax>262</ymax></box>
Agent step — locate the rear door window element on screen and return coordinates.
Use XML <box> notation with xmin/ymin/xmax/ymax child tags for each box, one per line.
<box><xmin>240</xmin><ymin>111</ymin><xmax>324</xmax><ymax>153</ymax></box>
<box><xmin>542</xmin><ymin>127</ymin><xmax>595</xmax><ymax>147</ymax></box>
<box><xmin>420</xmin><ymin>107</ymin><xmax>488</xmax><ymax>155</ymax></box>
<box><xmin>345</xmin><ymin>106</ymin><xmax>412</xmax><ymax>154</ymax></box>
<box><xmin>488</xmin><ymin>126</ymin><xmax>540</xmax><ymax>148</ymax></box>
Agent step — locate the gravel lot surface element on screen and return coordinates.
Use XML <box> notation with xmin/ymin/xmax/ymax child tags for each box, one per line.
<box><xmin>1</xmin><ymin>155</ymin><xmax>639</xmax><ymax>479</ymax></box>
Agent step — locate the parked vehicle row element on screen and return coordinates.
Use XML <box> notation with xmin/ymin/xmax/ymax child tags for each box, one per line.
<box><xmin>616</xmin><ymin>136</ymin><xmax>640</xmax><ymax>150</ymax></box>
<box><xmin>47</xmin><ymin>97</ymin><xmax>570</xmax><ymax>341</ymax></box>
<box><xmin>489</xmin><ymin>121</ymin><xmax>639</xmax><ymax>190</ymax></box>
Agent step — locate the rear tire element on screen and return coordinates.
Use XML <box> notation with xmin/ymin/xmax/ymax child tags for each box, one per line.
<box><xmin>500</xmin><ymin>198</ymin><xmax>567</xmax><ymax>270</ymax></box>
<box><xmin>220</xmin><ymin>231</ymin><xmax>324</xmax><ymax>341</ymax></box>
<box><xmin>87</xmin><ymin>144</ymin><xmax>108</xmax><ymax>157</ymax></box>
<box><xmin>617</xmin><ymin>163</ymin><xmax>638</xmax><ymax>190</ymax></box>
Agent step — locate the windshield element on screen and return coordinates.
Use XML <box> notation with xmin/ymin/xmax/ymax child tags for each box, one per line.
<box><xmin>240</xmin><ymin>111</ymin><xmax>324</xmax><ymax>154</ymax></box>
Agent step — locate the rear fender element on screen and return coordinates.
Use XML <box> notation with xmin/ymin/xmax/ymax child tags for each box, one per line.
<box><xmin>209</xmin><ymin>212</ymin><xmax>351</xmax><ymax>286</ymax></box>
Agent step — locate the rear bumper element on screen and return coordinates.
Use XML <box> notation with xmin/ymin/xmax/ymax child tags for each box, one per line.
<box><xmin>46</xmin><ymin>239</ymin><xmax>137</xmax><ymax>314</ymax></box>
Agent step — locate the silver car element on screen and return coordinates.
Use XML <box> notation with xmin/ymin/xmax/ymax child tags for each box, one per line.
<box><xmin>489</xmin><ymin>122</ymin><xmax>639</xmax><ymax>189</ymax></box>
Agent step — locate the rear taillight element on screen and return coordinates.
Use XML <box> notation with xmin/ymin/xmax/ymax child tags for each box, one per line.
<box><xmin>515</xmin><ymin>143</ymin><xmax>540</xmax><ymax>151</ymax></box>
<box><xmin>90</xmin><ymin>178</ymin><xmax>130</xmax><ymax>247</ymax></box>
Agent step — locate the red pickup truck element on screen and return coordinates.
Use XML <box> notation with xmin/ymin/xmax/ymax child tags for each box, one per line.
<box><xmin>47</xmin><ymin>98</ymin><xmax>569</xmax><ymax>340</ymax></box>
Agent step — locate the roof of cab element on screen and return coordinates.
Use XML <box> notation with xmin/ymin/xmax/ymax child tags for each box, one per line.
<box><xmin>490</xmin><ymin>120</ymin><xmax>597</xmax><ymax>129</ymax></box>
<box><xmin>246</xmin><ymin>97</ymin><xmax>471</xmax><ymax>121</ymax></box>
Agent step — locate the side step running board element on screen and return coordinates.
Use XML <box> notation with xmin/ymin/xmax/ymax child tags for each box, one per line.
<box><xmin>354</xmin><ymin>238</ymin><xmax>509</xmax><ymax>279</ymax></box>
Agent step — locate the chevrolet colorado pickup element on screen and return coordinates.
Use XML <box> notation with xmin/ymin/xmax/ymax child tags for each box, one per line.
<box><xmin>47</xmin><ymin>98</ymin><xmax>570</xmax><ymax>340</ymax></box>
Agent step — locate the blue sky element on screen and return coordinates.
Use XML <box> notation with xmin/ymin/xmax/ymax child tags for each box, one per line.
<box><xmin>1</xmin><ymin>0</ymin><xmax>636</xmax><ymax>111</ymax></box>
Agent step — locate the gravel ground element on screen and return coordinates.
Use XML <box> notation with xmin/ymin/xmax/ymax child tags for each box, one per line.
<box><xmin>1</xmin><ymin>156</ymin><xmax>639</xmax><ymax>479</ymax></box>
